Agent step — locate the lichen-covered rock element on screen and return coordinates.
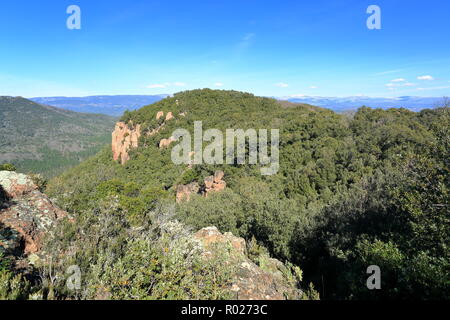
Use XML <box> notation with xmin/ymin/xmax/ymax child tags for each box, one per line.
<box><xmin>194</xmin><ymin>226</ymin><xmax>302</xmax><ymax>300</ymax></box>
<box><xmin>112</xmin><ymin>122</ymin><xmax>141</xmax><ymax>165</ymax></box>
<box><xmin>0</xmin><ymin>171</ymin><xmax>37</xmax><ymax>198</ymax></box>
<box><xmin>194</xmin><ymin>226</ymin><xmax>246</xmax><ymax>255</ymax></box>
<box><xmin>0</xmin><ymin>171</ymin><xmax>67</xmax><ymax>255</ymax></box>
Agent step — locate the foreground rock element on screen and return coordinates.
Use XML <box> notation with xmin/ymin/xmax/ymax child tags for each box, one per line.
<box><xmin>194</xmin><ymin>227</ymin><xmax>301</xmax><ymax>300</ymax></box>
<box><xmin>0</xmin><ymin>171</ymin><xmax>67</xmax><ymax>256</ymax></box>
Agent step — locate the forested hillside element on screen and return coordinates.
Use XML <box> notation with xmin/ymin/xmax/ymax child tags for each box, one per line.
<box><xmin>0</xmin><ymin>97</ymin><xmax>116</xmax><ymax>177</ymax></box>
<box><xmin>45</xmin><ymin>89</ymin><xmax>449</xmax><ymax>299</ymax></box>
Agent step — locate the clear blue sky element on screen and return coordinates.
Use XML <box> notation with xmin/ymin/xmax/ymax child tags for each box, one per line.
<box><xmin>1</xmin><ymin>0</ymin><xmax>449</xmax><ymax>98</ymax></box>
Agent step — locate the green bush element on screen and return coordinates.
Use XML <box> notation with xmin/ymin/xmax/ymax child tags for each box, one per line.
<box><xmin>0</xmin><ymin>163</ymin><xmax>16</xmax><ymax>171</ymax></box>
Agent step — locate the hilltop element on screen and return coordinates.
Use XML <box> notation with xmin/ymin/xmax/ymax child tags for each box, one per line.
<box><xmin>0</xmin><ymin>96</ymin><xmax>116</xmax><ymax>177</ymax></box>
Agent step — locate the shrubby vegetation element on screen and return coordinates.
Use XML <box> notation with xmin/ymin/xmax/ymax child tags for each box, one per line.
<box><xmin>41</xmin><ymin>90</ymin><xmax>449</xmax><ymax>300</ymax></box>
<box><xmin>0</xmin><ymin>253</ymin><xmax>29</xmax><ymax>300</ymax></box>
<box><xmin>1</xmin><ymin>201</ymin><xmax>238</xmax><ymax>300</ymax></box>
<box><xmin>0</xmin><ymin>164</ymin><xmax>16</xmax><ymax>172</ymax></box>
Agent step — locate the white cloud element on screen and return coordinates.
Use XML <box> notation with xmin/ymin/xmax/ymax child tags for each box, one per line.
<box><xmin>275</xmin><ymin>82</ymin><xmax>289</xmax><ymax>88</ymax></box>
<box><xmin>385</xmin><ymin>82</ymin><xmax>415</xmax><ymax>88</ymax></box>
<box><xmin>391</xmin><ymin>78</ymin><xmax>406</xmax><ymax>82</ymax></box>
<box><xmin>417</xmin><ymin>75</ymin><xmax>434</xmax><ymax>81</ymax></box>
<box><xmin>309</xmin><ymin>86</ymin><xmax>318</xmax><ymax>89</ymax></box>
<box><xmin>146</xmin><ymin>82</ymin><xmax>186</xmax><ymax>89</ymax></box>
<box><xmin>214</xmin><ymin>82</ymin><xmax>224</xmax><ymax>87</ymax></box>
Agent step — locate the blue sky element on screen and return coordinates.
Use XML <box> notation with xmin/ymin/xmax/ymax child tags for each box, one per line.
<box><xmin>1</xmin><ymin>0</ymin><xmax>449</xmax><ymax>98</ymax></box>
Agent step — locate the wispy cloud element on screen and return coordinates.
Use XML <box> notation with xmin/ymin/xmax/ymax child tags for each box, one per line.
<box><xmin>417</xmin><ymin>85</ymin><xmax>450</xmax><ymax>91</ymax></box>
<box><xmin>391</xmin><ymin>78</ymin><xmax>406</xmax><ymax>82</ymax></box>
<box><xmin>214</xmin><ymin>82</ymin><xmax>224</xmax><ymax>87</ymax></box>
<box><xmin>309</xmin><ymin>86</ymin><xmax>318</xmax><ymax>89</ymax></box>
<box><xmin>146</xmin><ymin>82</ymin><xmax>186</xmax><ymax>89</ymax></box>
<box><xmin>236</xmin><ymin>32</ymin><xmax>256</xmax><ymax>52</ymax></box>
<box><xmin>146</xmin><ymin>84</ymin><xmax>167</xmax><ymax>89</ymax></box>
<box><xmin>373</xmin><ymin>69</ymin><xmax>407</xmax><ymax>76</ymax></box>
<box><xmin>385</xmin><ymin>82</ymin><xmax>415</xmax><ymax>88</ymax></box>
<box><xmin>275</xmin><ymin>82</ymin><xmax>289</xmax><ymax>88</ymax></box>
<box><xmin>417</xmin><ymin>75</ymin><xmax>434</xmax><ymax>81</ymax></box>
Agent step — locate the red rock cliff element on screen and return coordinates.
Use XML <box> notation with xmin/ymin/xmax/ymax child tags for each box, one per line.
<box><xmin>112</xmin><ymin>122</ymin><xmax>141</xmax><ymax>165</ymax></box>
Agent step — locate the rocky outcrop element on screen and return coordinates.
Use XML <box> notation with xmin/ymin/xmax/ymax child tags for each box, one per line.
<box><xmin>156</xmin><ymin>111</ymin><xmax>164</xmax><ymax>120</ymax></box>
<box><xmin>112</xmin><ymin>122</ymin><xmax>141</xmax><ymax>165</ymax></box>
<box><xmin>176</xmin><ymin>182</ymin><xmax>200</xmax><ymax>203</ymax></box>
<box><xmin>165</xmin><ymin>112</ymin><xmax>174</xmax><ymax>121</ymax></box>
<box><xmin>159</xmin><ymin>136</ymin><xmax>177</xmax><ymax>149</ymax></box>
<box><xmin>194</xmin><ymin>227</ymin><xmax>301</xmax><ymax>300</ymax></box>
<box><xmin>176</xmin><ymin>171</ymin><xmax>227</xmax><ymax>203</ymax></box>
<box><xmin>0</xmin><ymin>171</ymin><xmax>67</xmax><ymax>256</ymax></box>
<box><xmin>112</xmin><ymin>111</ymin><xmax>177</xmax><ymax>164</ymax></box>
<box><xmin>156</xmin><ymin>111</ymin><xmax>175</xmax><ymax>122</ymax></box>
<box><xmin>204</xmin><ymin>171</ymin><xmax>226</xmax><ymax>197</ymax></box>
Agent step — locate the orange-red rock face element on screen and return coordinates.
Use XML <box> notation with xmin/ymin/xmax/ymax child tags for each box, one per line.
<box><xmin>204</xmin><ymin>170</ymin><xmax>226</xmax><ymax>196</ymax></box>
<box><xmin>112</xmin><ymin>122</ymin><xmax>141</xmax><ymax>165</ymax></box>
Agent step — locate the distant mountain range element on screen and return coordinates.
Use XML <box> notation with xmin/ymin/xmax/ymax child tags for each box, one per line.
<box><xmin>29</xmin><ymin>94</ymin><xmax>445</xmax><ymax>116</ymax></box>
<box><xmin>31</xmin><ymin>95</ymin><xmax>169</xmax><ymax>116</ymax></box>
<box><xmin>284</xmin><ymin>96</ymin><xmax>444</xmax><ymax>112</ymax></box>
<box><xmin>0</xmin><ymin>96</ymin><xmax>116</xmax><ymax>177</ymax></box>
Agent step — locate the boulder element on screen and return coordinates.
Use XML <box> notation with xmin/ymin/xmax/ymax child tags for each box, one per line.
<box><xmin>165</xmin><ymin>112</ymin><xmax>174</xmax><ymax>121</ymax></box>
<box><xmin>176</xmin><ymin>182</ymin><xmax>200</xmax><ymax>203</ymax></box>
<box><xmin>159</xmin><ymin>136</ymin><xmax>177</xmax><ymax>149</ymax></box>
<box><xmin>194</xmin><ymin>226</ymin><xmax>246</xmax><ymax>255</ymax></box>
<box><xmin>214</xmin><ymin>170</ymin><xmax>224</xmax><ymax>183</ymax></box>
<box><xmin>194</xmin><ymin>227</ymin><xmax>301</xmax><ymax>300</ymax></box>
<box><xmin>156</xmin><ymin>111</ymin><xmax>164</xmax><ymax>120</ymax></box>
<box><xmin>204</xmin><ymin>171</ymin><xmax>226</xmax><ymax>197</ymax></box>
<box><xmin>176</xmin><ymin>171</ymin><xmax>227</xmax><ymax>202</ymax></box>
<box><xmin>0</xmin><ymin>171</ymin><xmax>37</xmax><ymax>198</ymax></box>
